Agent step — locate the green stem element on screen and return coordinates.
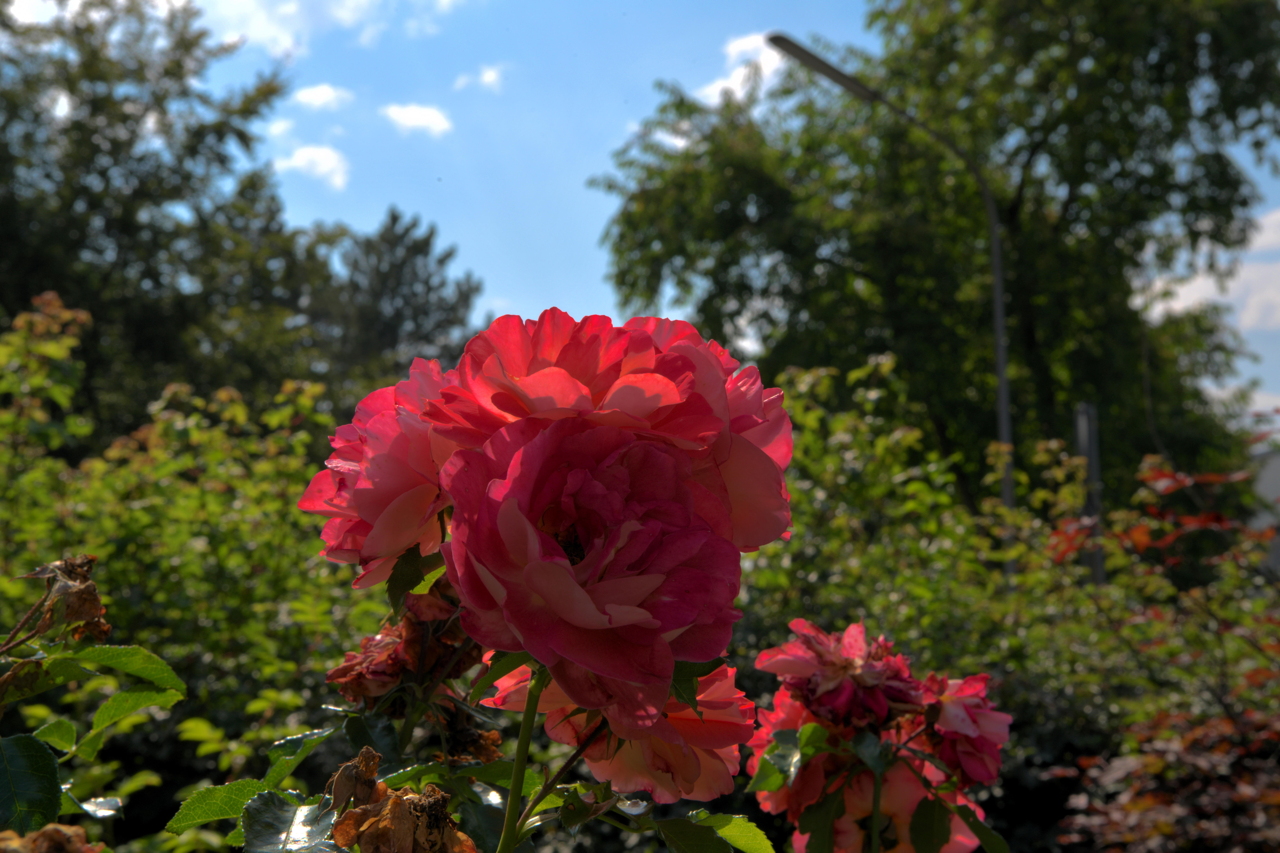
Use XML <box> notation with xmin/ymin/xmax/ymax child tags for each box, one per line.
<box><xmin>495</xmin><ymin>667</ymin><xmax>550</xmax><ymax>853</ymax></box>
<box><xmin>518</xmin><ymin>718</ymin><xmax>607</xmax><ymax>828</ymax></box>
<box><xmin>869</xmin><ymin>770</ymin><xmax>883</xmax><ymax>853</ymax></box>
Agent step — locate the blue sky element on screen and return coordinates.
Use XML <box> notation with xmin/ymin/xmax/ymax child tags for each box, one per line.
<box><xmin>15</xmin><ymin>0</ymin><xmax>1280</xmax><ymax>414</ymax></box>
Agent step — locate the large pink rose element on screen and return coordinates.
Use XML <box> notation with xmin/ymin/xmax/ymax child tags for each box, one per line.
<box><xmin>755</xmin><ymin>619</ymin><xmax>925</xmax><ymax>726</ymax></box>
<box><xmin>415</xmin><ymin>309</ymin><xmax>792</xmax><ymax>549</ymax></box>
<box><xmin>441</xmin><ymin>417</ymin><xmax>742</xmax><ymax>723</ymax></box>
<box><xmin>299</xmin><ymin>362</ymin><xmax>455</xmax><ymax>588</ymax></box>
<box><xmin>484</xmin><ymin>664</ymin><xmax>755</xmax><ymax>804</ymax></box>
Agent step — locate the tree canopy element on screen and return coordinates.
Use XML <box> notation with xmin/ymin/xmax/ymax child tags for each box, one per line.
<box><xmin>597</xmin><ymin>0</ymin><xmax>1280</xmax><ymax>501</ymax></box>
<box><xmin>0</xmin><ymin>0</ymin><xmax>478</xmax><ymax>443</ymax></box>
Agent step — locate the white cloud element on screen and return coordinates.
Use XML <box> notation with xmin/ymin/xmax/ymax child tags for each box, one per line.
<box><xmin>454</xmin><ymin>63</ymin><xmax>504</xmax><ymax>92</ymax></box>
<box><xmin>696</xmin><ymin>33</ymin><xmax>784</xmax><ymax>104</ymax></box>
<box><xmin>266</xmin><ymin>118</ymin><xmax>294</xmax><ymax>137</ymax></box>
<box><xmin>192</xmin><ymin>0</ymin><xmax>466</xmax><ymax>57</ymax></box>
<box><xmin>1161</xmin><ymin>207</ymin><xmax>1280</xmax><ymax>331</ymax></box>
<box><xmin>294</xmin><ymin>83</ymin><xmax>354</xmax><ymax>110</ymax></box>
<box><xmin>274</xmin><ymin>144</ymin><xmax>349</xmax><ymax>189</ymax></box>
<box><xmin>380</xmin><ymin>103</ymin><xmax>452</xmax><ymax>137</ymax></box>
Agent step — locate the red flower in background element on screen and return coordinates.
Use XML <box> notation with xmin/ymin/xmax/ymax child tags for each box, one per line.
<box><xmin>928</xmin><ymin>673</ymin><xmax>1012</xmax><ymax>786</ymax></box>
<box><xmin>484</xmin><ymin>663</ymin><xmax>755</xmax><ymax>804</ymax></box>
<box><xmin>755</xmin><ymin>618</ymin><xmax>925</xmax><ymax>727</ymax></box>
<box><xmin>299</xmin><ymin>364</ymin><xmax>453</xmax><ymax>587</ymax></box>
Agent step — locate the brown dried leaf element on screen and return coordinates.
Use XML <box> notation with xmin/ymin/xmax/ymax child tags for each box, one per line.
<box><xmin>332</xmin><ymin>787</ymin><xmax>474</xmax><ymax>853</ymax></box>
<box><xmin>325</xmin><ymin>746</ymin><xmax>383</xmax><ymax>814</ymax></box>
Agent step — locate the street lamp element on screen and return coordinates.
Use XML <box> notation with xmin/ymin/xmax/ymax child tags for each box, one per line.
<box><xmin>767</xmin><ymin>33</ymin><xmax>1016</xmax><ymax>515</ymax></box>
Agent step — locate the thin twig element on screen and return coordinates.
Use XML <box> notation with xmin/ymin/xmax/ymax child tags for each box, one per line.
<box><xmin>518</xmin><ymin>719</ymin><xmax>608</xmax><ymax>828</ymax></box>
<box><xmin>3</xmin><ymin>587</ymin><xmax>50</xmax><ymax>648</ymax></box>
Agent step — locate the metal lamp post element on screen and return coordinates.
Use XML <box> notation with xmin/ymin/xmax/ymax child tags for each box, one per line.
<box><xmin>767</xmin><ymin>33</ymin><xmax>1016</xmax><ymax>516</ymax></box>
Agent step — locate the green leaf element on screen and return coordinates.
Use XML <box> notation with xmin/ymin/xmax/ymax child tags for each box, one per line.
<box><xmin>669</xmin><ymin>658</ymin><xmax>724</xmax><ymax>713</ymax></box>
<box><xmin>656</xmin><ymin>818</ymin><xmax>733</xmax><ymax>853</ymax></box>
<box><xmin>240</xmin><ymin>791</ymin><xmax>337</xmax><ymax>853</ymax></box>
<box><xmin>263</xmin><ymin>729</ymin><xmax>334</xmax><ymax>789</ymax></box>
<box><xmin>386</xmin><ymin>550</ymin><xmax>445</xmax><ymax>614</ymax></box>
<box><xmin>379</xmin><ymin>763</ymin><xmax>450</xmax><ymax>788</ymax></box>
<box><xmin>764</xmin><ymin>729</ymin><xmax>803</xmax><ymax>784</ymax></box>
<box><xmin>342</xmin><ymin>714</ymin><xmax>400</xmax><ymax>765</ymax></box>
<box><xmin>33</xmin><ymin>719</ymin><xmax>76</xmax><ymax>752</ymax></box>
<box><xmin>460</xmin><ymin>761</ymin><xmax>541</xmax><ymax>797</ymax></box>
<box><xmin>0</xmin><ymin>658</ymin><xmax>93</xmax><ymax>705</ymax></box>
<box><xmin>851</xmin><ymin>731</ymin><xmax>890</xmax><ymax>775</ymax></box>
<box><xmin>909</xmin><ymin>797</ymin><xmax>952</xmax><ymax>853</ymax></box>
<box><xmin>69</xmin><ymin>646</ymin><xmax>186</xmax><ymax>694</ymax></box>
<box><xmin>91</xmin><ymin>685</ymin><xmax>183</xmax><ymax>732</ymax></box>
<box><xmin>797</xmin><ymin>723</ymin><xmax>829</xmax><ymax>760</ymax></box>
<box><xmin>166</xmin><ymin>779</ymin><xmax>271</xmax><ymax>833</ymax></box>
<box><xmin>746</xmin><ymin>757</ymin><xmax>786</xmax><ymax>793</ymax></box>
<box><xmin>468</xmin><ymin>651</ymin><xmax>533</xmax><ymax>704</ymax></box>
<box><xmin>953</xmin><ymin>805</ymin><xmax>1010</xmax><ymax>853</ymax></box>
<box><xmin>694</xmin><ymin>814</ymin><xmax>776</xmax><ymax>853</ymax></box>
<box><xmin>457</xmin><ymin>802</ymin><xmax>532</xmax><ymax>853</ymax></box>
<box><xmin>410</xmin><ymin>565</ymin><xmax>447</xmax><ymax>595</ymax></box>
<box><xmin>797</xmin><ymin>790</ymin><xmax>845</xmax><ymax>853</ymax></box>
<box><xmin>0</xmin><ymin>734</ymin><xmax>62</xmax><ymax>834</ymax></box>
<box><xmin>74</xmin><ymin>730</ymin><xmax>104</xmax><ymax>762</ymax></box>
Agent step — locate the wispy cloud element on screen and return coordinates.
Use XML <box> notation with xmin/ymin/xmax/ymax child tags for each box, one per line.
<box><xmin>274</xmin><ymin>144</ymin><xmax>350</xmax><ymax>189</ymax></box>
<box><xmin>294</xmin><ymin>83</ymin><xmax>354</xmax><ymax>110</ymax></box>
<box><xmin>695</xmin><ymin>33</ymin><xmax>784</xmax><ymax>104</ymax></box>
<box><xmin>454</xmin><ymin>63</ymin><xmax>504</xmax><ymax>92</ymax></box>
<box><xmin>380</xmin><ymin>103</ymin><xmax>453</xmax><ymax>137</ymax></box>
<box><xmin>1161</xmin><ymin>207</ymin><xmax>1280</xmax><ymax>331</ymax></box>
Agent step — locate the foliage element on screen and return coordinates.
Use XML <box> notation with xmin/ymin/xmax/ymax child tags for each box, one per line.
<box><xmin>0</xmin><ymin>1</ymin><xmax>478</xmax><ymax>443</ymax></box>
<box><xmin>1059</xmin><ymin>711</ymin><xmax>1280</xmax><ymax>852</ymax></box>
<box><xmin>594</xmin><ymin>0</ymin><xmax>1280</xmax><ymax>500</ymax></box>
<box><xmin>731</xmin><ymin>359</ymin><xmax>1280</xmax><ymax>849</ymax></box>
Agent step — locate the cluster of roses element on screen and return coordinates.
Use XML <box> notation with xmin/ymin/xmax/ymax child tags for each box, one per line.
<box><xmin>302</xmin><ymin>310</ymin><xmax>791</xmax><ymax>803</ymax></box>
<box><xmin>748</xmin><ymin>619</ymin><xmax>1012</xmax><ymax>853</ymax></box>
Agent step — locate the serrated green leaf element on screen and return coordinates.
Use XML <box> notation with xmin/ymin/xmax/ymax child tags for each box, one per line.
<box><xmin>694</xmin><ymin>814</ymin><xmax>775</xmax><ymax>853</ymax></box>
<box><xmin>460</xmin><ymin>761</ymin><xmax>541</xmax><ymax>797</ymax></box>
<box><xmin>764</xmin><ymin>729</ymin><xmax>803</xmax><ymax>785</ymax></box>
<box><xmin>379</xmin><ymin>763</ymin><xmax>450</xmax><ymax>788</ymax></box>
<box><xmin>851</xmin><ymin>731</ymin><xmax>890</xmax><ymax>775</ymax></box>
<box><xmin>797</xmin><ymin>723</ymin><xmax>829</xmax><ymax>760</ymax></box>
<box><xmin>468</xmin><ymin>651</ymin><xmax>533</xmax><ymax>704</ymax></box>
<box><xmin>669</xmin><ymin>658</ymin><xmax>723</xmax><ymax>714</ymax></box>
<box><xmin>69</xmin><ymin>646</ymin><xmax>186</xmax><ymax>694</ymax></box>
<box><xmin>954</xmin><ymin>805</ymin><xmax>1010</xmax><ymax>853</ymax></box>
<box><xmin>80</xmin><ymin>796</ymin><xmax>122</xmax><ymax>819</ymax></box>
<box><xmin>746</xmin><ymin>757</ymin><xmax>786</xmax><ymax>792</ymax></box>
<box><xmin>386</xmin><ymin>549</ymin><xmax>445</xmax><ymax>614</ymax></box>
<box><xmin>410</xmin><ymin>565</ymin><xmax>447</xmax><ymax>595</ymax></box>
<box><xmin>342</xmin><ymin>714</ymin><xmax>400</xmax><ymax>765</ymax></box>
<box><xmin>797</xmin><ymin>790</ymin><xmax>844</xmax><ymax>853</ymax></box>
<box><xmin>60</xmin><ymin>791</ymin><xmax>84</xmax><ymax>816</ymax></box>
<box><xmin>263</xmin><ymin>729</ymin><xmax>334</xmax><ymax>789</ymax></box>
<box><xmin>656</xmin><ymin>818</ymin><xmax>733</xmax><ymax>853</ymax></box>
<box><xmin>92</xmin><ymin>685</ymin><xmax>183</xmax><ymax>732</ymax></box>
<box><xmin>240</xmin><ymin>791</ymin><xmax>337</xmax><ymax>853</ymax></box>
<box><xmin>34</xmin><ymin>719</ymin><xmax>76</xmax><ymax>752</ymax></box>
<box><xmin>0</xmin><ymin>658</ymin><xmax>93</xmax><ymax>705</ymax></box>
<box><xmin>166</xmin><ymin>779</ymin><xmax>270</xmax><ymax>833</ymax></box>
<box><xmin>909</xmin><ymin>797</ymin><xmax>952</xmax><ymax>853</ymax></box>
<box><xmin>457</xmin><ymin>802</ymin><xmax>532</xmax><ymax>853</ymax></box>
<box><xmin>75</xmin><ymin>730</ymin><xmax>105</xmax><ymax>762</ymax></box>
<box><xmin>0</xmin><ymin>734</ymin><xmax>62</xmax><ymax>834</ymax></box>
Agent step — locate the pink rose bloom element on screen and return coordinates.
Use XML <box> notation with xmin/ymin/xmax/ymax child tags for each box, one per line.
<box><xmin>299</xmin><ymin>362</ymin><xmax>455</xmax><ymax>588</ymax></box>
<box><xmin>755</xmin><ymin>619</ymin><xmax>925</xmax><ymax>726</ymax></box>
<box><xmin>747</xmin><ymin>689</ymin><xmax>831</xmax><ymax>821</ymax></box>
<box><xmin>441</xmin><ymin>417</ymin><xmax>742</xmax><ymax>724</ymax></box>
<box><xmin>484</xmin><ymin>664</ymin><xmax>755</xmax><ymax>804</ymax></box>
<box><xmin>792</xmin><ymin>763</ymin><xmax>983</xmax><ymax>853</ymax></box>
<box><xmin>415</xmin><ymin>309</ymin><xmax>792</xmax><ymax>550</ymax></box>
<box><xmin>927</xmin><ymin>674</ymin><xmax>1012</xmax><ymax>786</ymax></box>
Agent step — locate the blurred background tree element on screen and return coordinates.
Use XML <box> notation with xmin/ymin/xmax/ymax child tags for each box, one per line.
<box><xmin>0</xmin><ymin>0</ymin><xmax>479</xmax><ymax>448</ymax></box>
<box><xmin>596</xmin><ymin>0</ymin><xmax>1280</xmax><ymax>504</ymax></box>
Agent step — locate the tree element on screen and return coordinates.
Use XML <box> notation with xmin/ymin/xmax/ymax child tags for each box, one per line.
<box><xmin>596</xmin><ymin>0</ymin><xmax>1280</xmax><ymax>502</ymax></box>
<box><xmin>0</xmin><ymin>0</ymin><xmax>479</xmax><ymax>443</ymax></box>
